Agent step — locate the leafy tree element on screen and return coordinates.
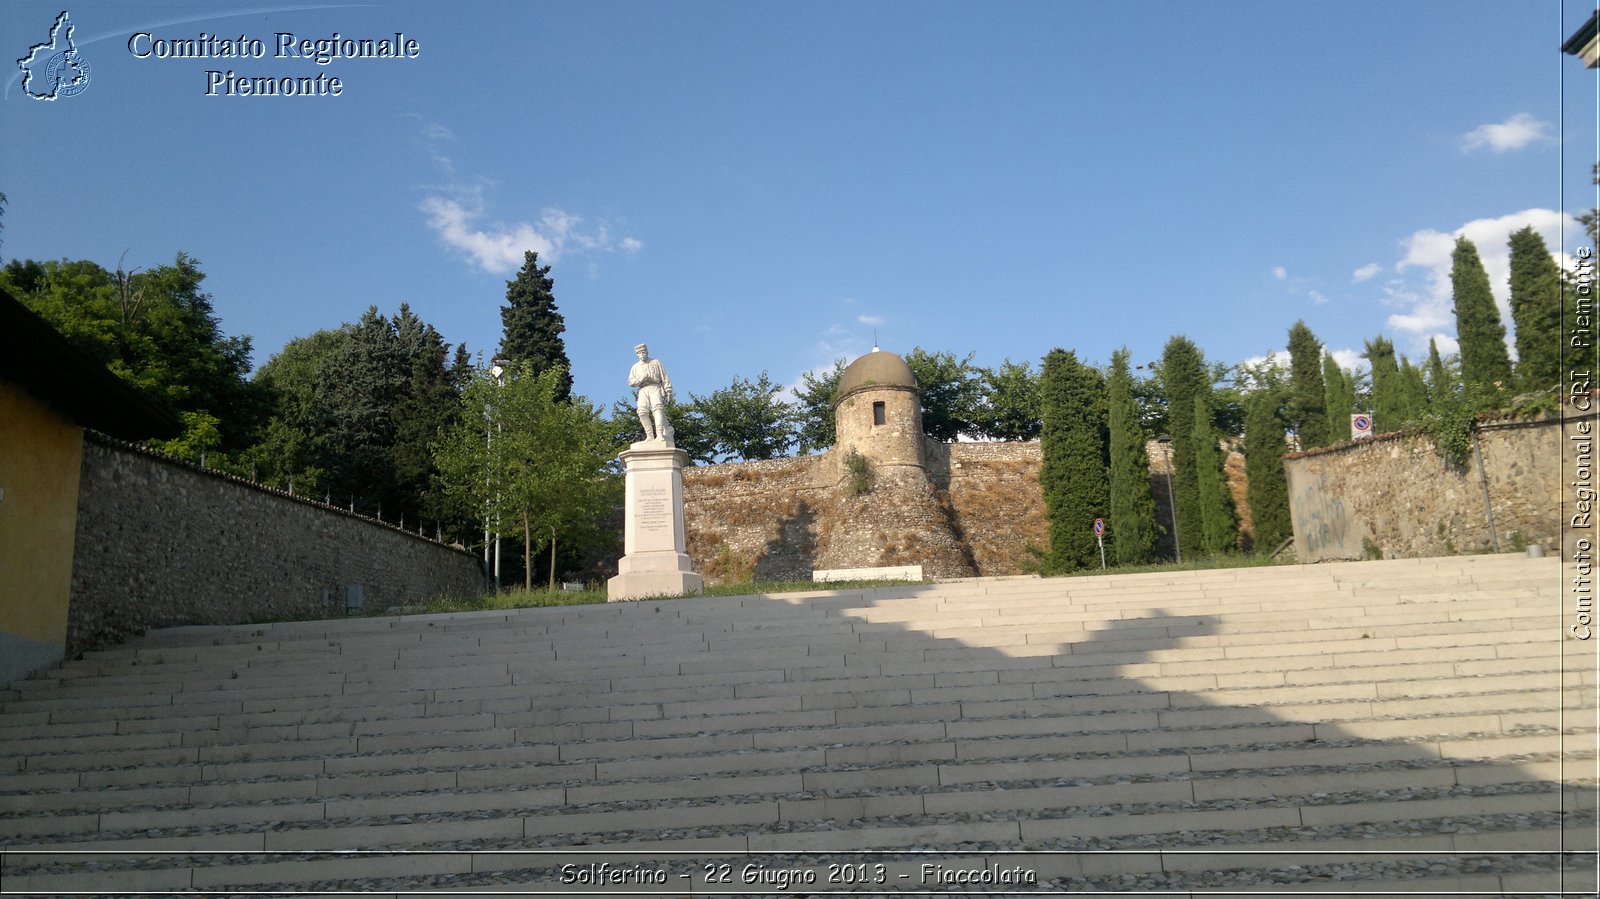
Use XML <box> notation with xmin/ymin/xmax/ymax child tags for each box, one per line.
<box><xmin>435</xmin><ymin>364</ymin><xmax>615</xmax><ymax>590</ymax></box>
<box><xmin>793</xmin><ymin>359</ymin><xmax>846</xmax><ymax>453</ymax></box>
<box><xmin>1159</xmin><ymin>336</ymin><xmax>1208</xmax><ymax>556</ymax></box>
<box><xmin>1507</xmin><ymin>225</ymin><xmax>1563</xmax><ymax>394</ymax></box>
<box><xmin>973</xmin><ymin>359</ymin><xmax>1042</xmax><ymax>441</ymax></box>
<box><xmin>1363</xmin><ymin>336</ymin><xmax>1406</xmax><ymax>433</ymax></box>
<box><xmin>2</xmin><ymin>253</ymin><xmax>264</xmax><ymax>457</ymax></box>
<box><xmin>249</xmin><ymin>305</ymin><xmax>467</xmax><ymax>528</ymax></box>
<box><xmin>1450</xmin><ymin>237</ymin><xmax>1513</xmax><ymax>406</ymax></box>
<box><xmin>1396</xmin><ymin>355</ymin><xmax>1428</xmax><ymax>424</ymax></box>
<box><xmin>1243</xmin><ymin>391</ymin><xmax>1292</xmax><ymax>552</ymax></box>
<box><xmin>1038</xmin><ymin>348</ymin><xmax>1109</xmax><ymax>573</ymax></box>
<box><xmin>1322</xmin><ymin>352</ymin><xmax>1357</xmax><ymax>445</ymax></box>
<box><xmin>498</xmin><ymin>251</ymin><xmax>572</xmax><ymax>402</ymax></box>
<box><xmin>906</xmin><ymin>348</ymin><xmax>984</xmax><ymax>441</ymax></box>
<box><xmin>1424</xmin><ymin>338</ymin><xmax>1459</xmax><ymax>401</ymax></box>
<box><xmin>690</xmin><ymin>372</ymin><xmax>799</xmax><ymax>462</ymax></box>
<box><xmin>1107</xmin><ymin>349</ymin><xmax>1158</xmax><ymax>565</ymax></box>
<box><xmin>1286</xmin><ymin>321</ymin><xmax>1327</xmax><ymax>448</ymax></box>
<box><xmin>1192</xmin><ymin>391</ymin><xmax>1238</xmax><ymax>555</ymax></box>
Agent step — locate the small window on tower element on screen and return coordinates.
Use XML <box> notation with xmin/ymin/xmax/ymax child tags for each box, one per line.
<box><xmin>873</xmin><ymin>401</ymin><xmax>886</xmax><ymax>426</ymax></box>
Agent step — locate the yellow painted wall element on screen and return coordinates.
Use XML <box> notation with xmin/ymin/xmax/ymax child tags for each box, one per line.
<box><xmin>0</xmin><ymin>381</ymin><xmax>84</xmax><ymax>655</ymax></box>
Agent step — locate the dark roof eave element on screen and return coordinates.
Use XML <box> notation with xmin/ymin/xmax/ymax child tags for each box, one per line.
<box><xmin>1562</xmin><ymin>10</ymin><xmax>1599</xmax><ymax>55</ymax></box>
<box><xmin>0</xmin><ymin>288</ymin><xmax>184</xmax><ymax>440</ymax></box>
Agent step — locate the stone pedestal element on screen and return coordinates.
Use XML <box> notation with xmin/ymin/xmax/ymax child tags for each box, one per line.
<box><xmin>607</xmin><ymin>440</ymin><xmax>704</xmax><ymax>601</ymax></box>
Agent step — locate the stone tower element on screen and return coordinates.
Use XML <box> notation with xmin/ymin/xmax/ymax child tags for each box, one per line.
<box><xmin>832</xmin><ymin>349</ymin><xmax>926</xmax><ymax>470</ymax></box>
<box><xmin>815</xmin><ymin>348</ymin><xmax>975</xmax><ymax>579</ymax></box>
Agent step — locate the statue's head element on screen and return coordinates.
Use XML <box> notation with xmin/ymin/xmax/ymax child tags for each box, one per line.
<box><xmin>634</xmin><ymin>343</ymin><xmax>649</xmax><ymax>360</ymax></box>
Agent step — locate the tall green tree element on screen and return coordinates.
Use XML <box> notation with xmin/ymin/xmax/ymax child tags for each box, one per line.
<box><xmin>1192</xmin><ymin>391</ymin><xmax>1238</xmax><ymax>555</ymax></box>
<box><xmin>1107</xmin><ymin>349</ymin><xmax>1158</xmax><ymax>565</ymax></box>
<box><xmin>1038</xmin><ymin>349</ymin><xmax>1109</xmax><ymax>573</ymax></box>
<box><xmin>690</xmin><ymin>372</ymin><xmax>799</xmax><ymax>462</ymax></box>
<box><xmin>973</xmin><ymin>359</ymin><xmax>1042</xmax><ymax>441</ymax></box>
<box><xmin>498</xmin><ymin>250</ymin><xmax>572</xmax><ymax>402</ymax></box>
<box><xmin>1286</xmin><ymin>321</ymin><xmax>1327</xmax><ymax>448</ymax></box>
<box><xmin>1396</xmin><ymin>355</ymin><xmax>1428</xmax><ymax>423</ymax></box>
<box><xmin>1322</xmin><ymin>352</ymin><xmax>1357</xmax><ymax>445</ymax></box>
<box><xmin>905</xmin><ymin>348</ymin><xmax>983</xmax><ymax>441</ymax></box>
<box><xmin>1450</xmin><ymin>237</ymin><xmax>1513</xmax><ymax>406</ymax></box>
<box><xmin>1363</xmin><ymin>336</ymin><xmax>1405</xmax><ymax>433</ymax></box>
<box><xmin>1507</xmin><ymin>225</ymin><xmax>1563</xmax><ymax>394</ymax></box>
<box><xmin>2</xmin><ymin>253</ymin><xmax>264</xmax><ymax>457</ymax></box>
<box><xmin>793</xmin><ymin>359</ymin><xmax>846</xmax><ymax>453</ymax></box>
<box><xmin>1159</xmin><ymin>336</ymin><xmax>1209</xmax><ymax>556</ymax></box>
<box><xmin>435</xmin><ymin>364</ymin><xmax>615</xmax><ymax>590</ymax></box>
<box><xmin>1243</xmin><ymin>391</ymin><xmax>1292</xmax><ymax>552</ymax></box>
<box><xmin>1424</xmin><ymin>338</ymin><xmax>1459</xmax><ymax>401</ymax></box>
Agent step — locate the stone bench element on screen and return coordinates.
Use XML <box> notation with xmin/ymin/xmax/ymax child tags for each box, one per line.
<box><xmin>812</xmin><ymin>565</ymin><xmax>923</xmax><ymax>583</ymax></box>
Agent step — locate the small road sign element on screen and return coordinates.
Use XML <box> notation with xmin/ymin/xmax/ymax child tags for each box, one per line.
<box><xmin>1351</xmin><ymin>414</ymin><xmax>1373</xmax><ymax>440</ymax></box>
<box><xmin>1092</xmin><ymin>518</ymin><xmax>1105</xmax><ymax>536</ymax></box>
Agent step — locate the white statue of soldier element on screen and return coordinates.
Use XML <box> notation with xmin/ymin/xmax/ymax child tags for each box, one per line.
<box><xmin>629</xmin><ymin>343</ymin><xmax>675</xmax><ymax>443</ymax></box>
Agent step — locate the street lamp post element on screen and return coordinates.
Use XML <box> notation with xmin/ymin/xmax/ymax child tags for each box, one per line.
<box><xmin>1157</xmin><ymin>435</ymin><xmax>1180</xmax><ymax>563</ymax></box>
<box><xmin>489</xmin><ymin>359</ymin><xmax>508</xmax><ymax>589</ymax></box>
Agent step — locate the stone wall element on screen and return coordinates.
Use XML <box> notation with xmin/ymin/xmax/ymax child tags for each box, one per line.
<box><xmin>70</xmin><ymin>434</ymin><xmax>484</xmax><ymax>655</ymax></box>
<box><xmin>1283</xmin><ymin>411</ymin><xmax>1566</xmax><ymax>562</ymax></box>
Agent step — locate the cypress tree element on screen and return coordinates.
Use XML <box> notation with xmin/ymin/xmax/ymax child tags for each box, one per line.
<box><xmin>498</xmin><ymin>250</ymin><xmax>572</xmax><ymax>402</ymax></box>
<box><xmin>1243</xmin><ymin>391</ymin><xmax>1292</xmax><ymax>552</ymax></box>
<box><xmin>1396</xmin><ymin>355</ymin><xmax>1428</xmax><ymax>425</ymax></box>
<box><xmin>1507</xmin><ymin>226</ymin><xmax>1563</xmax><ymax>394</ymax></box>
<box><xmin>1363</xmin><ymin>336</ymin><xmax>1403</xmax><ymax>433</ymax></box>
<box><xmin>1425</xmin><ymin>338</ymin><xmax>1458</xmax><ymax>401</ymax></box>
<box><xmin>1192</xmin><ymin>391</ymin><xmax>1238</xmax><ymax>555</ymax></box>
<box><xmin>1450</xmin><ymin>237</ymin><xmax>1512</xmax><ymax>406</ymax></box>
<box><xmin>1038</xmin><ymin>348</ymin><xmax>1109</xmax><ymax>573</ymax></box>
<box><xmin>1107</xmin><ymin>348</ymin><xmax>1158</xmax><ymax>566</ymax></box>
<box><xmin>1286</xmin><ymin>321</ymin><xmax>1327</xmax><ymax>449</ymax></box>
<box><xmin>1322</xmin><ymin>352</ymin><xmax>1355</xmax><ymax>445</ymax></box>
<box><xmin>1160</xmin><ymin>336</ymin><xmax>1208</xmax><ymax>557</ymax></box>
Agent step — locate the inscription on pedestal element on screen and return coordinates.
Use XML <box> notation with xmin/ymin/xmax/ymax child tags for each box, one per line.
<box><xmin>638</xmin><ymin>486</ymin><xmax>670</xmax><ymax>535</ymax></box>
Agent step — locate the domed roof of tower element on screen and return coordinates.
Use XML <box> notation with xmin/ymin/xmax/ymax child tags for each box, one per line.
<box><xmin>835</xmin><ymin>349</ymin><xmax>918</xmax><ymax>406</ymax></box>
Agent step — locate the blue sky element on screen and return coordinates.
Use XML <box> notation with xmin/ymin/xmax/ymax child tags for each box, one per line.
<box><xmin>5</xmin><ymin>1</ymin><xmax>1597</xmax><ymax>410</ymax></box>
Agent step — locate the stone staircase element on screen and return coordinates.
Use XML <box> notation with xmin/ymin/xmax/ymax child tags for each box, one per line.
<box><xmin>1</xmin><ymin>554</ymin><xmax>1594</xmax><ymax>897</ymax></box>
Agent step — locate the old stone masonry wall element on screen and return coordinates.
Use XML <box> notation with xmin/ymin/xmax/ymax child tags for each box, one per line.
<box><xmin>1283</xmin><ymin>410</ymin><xmax>1566</xmax><ymax>562</ymax></box>
<box><xmin>70</xmin><ymin>434</ymin><xmax>484</xmax><ymax>656</ymax></box>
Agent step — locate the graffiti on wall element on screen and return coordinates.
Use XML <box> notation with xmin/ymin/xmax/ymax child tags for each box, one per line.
<box><xmin>1290</xmin><ymin>473</ymin><xmax>1362</xmax><ymax>560</ymax></box>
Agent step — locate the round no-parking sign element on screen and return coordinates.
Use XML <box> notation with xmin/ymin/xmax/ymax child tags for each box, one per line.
<box><xmin>1351</xmin><ymin>414</ymin><xmax>1373</xmax><ymax>439</ymax></box>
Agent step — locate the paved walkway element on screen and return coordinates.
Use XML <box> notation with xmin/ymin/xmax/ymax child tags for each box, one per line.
<box><xmin>1</xmin><ymin>554</ymin><xmax>1594</xmax><ymax>896</ymax></box>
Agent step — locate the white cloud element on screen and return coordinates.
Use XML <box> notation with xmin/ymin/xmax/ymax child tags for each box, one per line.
<box><xmin>1308</xmin><ymin>290</ymin><xmax>1328</xmax><ymax>305</ymax></box>
<box><xmin>1328</xmin><ymin>347</ymin><xmax>1365</xmax><ymax>373</ymax></box>
<box><xmin>1352</xmin><ymin>263</ymin><xmax>1381</xmax><ymax>283</ymax></box>
<box><xmin>1382</xmin><ymin>208</ymin><xmax>1576</xmax><ymax>352</ymax></box>
<box><xmin>857</xmin><ymin>314</ymin><xmax>886</xmax><ymax>326</ymax></box>
<box><xmin>419</xmin><ymin>187</ymin><xmax>642</xmax><ymax>274</ymax></box>
<box><xmin>1460</xmin><ymin>113</ymin><xmax>1553</xmax><ymax>154</ymax></box>
<box><xmin>1272</xmin><ymin>266</ymin><xmax>1288</xmax><ymax>280</ymax></box>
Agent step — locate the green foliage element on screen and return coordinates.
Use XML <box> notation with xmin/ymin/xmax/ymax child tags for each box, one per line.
<box><xmin>1424</xmin><ymin>338</ymin><xmax>1458</xmax><ymax>402</ymax></box>
<box><xmin>1581</xmin><ymin>163</ymin><xmax>1600</xmax><ymax>249</ymax></box>
<box><xmin>973</xmin><ymin>358</ymin><xmax>1042</xmax><ymax>441</ymax></box>
<box><xmin>1287</xmin><ymin>321</ymin><xmax>1327</xmax><ymax>448</ymax></box>
<box><xmin>1038</xmin><ymin>348</ymin><xmax>1109</xmax><ymax>573</ymax></box>
<box><xmin>1322</xmin><ymin>352</ymin><xmax>1357</xmax><ymax>445</ymax></box>
<box><xmin>1507</xmin><ymin>225</ymin><xmax>1563</xmax><ymax>394</ymax></box>
<box><xmin>1107</xmin><ymin>349</ymin><xmax>1158</xmax><ymax>565</ymax></box>
<box><xmin>843</xmin><ymin>449</ymin><xmax>874</xmax><ymax>495</ymax></box>
<box><xmin>689</xmin><ymin>371</ymin><xmax>799</xmax><ymax>462</ymax></box>
<box><xmin>250</xmin><ymin>306</ymin><xmax>468</xmax><ymax>527</ymax></box>
<box><xmin>497</xmin><ymin>251</ymin><xmax>571</xmax><ymax>402</ymax></box>
<box><xmin>1243</xmin><ymin>392</ymin><xmax>1291</xmax><ymax>551</ymax></box>
<box><xmin>433</xmin><ymin>364</ymin><xmax>616</xmax><ymax>590</ymax></box>
<box><xmin>2</xmin><ymin>253</ymin><xmax>264</xmax><ymax>454</ymax></box>
<box><xmin>1159</xmin><ymin>336</ymin><xmax>1208</xmax><ymax>555</ymax></box>
<box><xmin>1419</xmin><ymin>390</ymin><xmax>1475</xmax><ymax>471</ymax></box>
<box><xmin>1450</xmin><ymin>237</ymin><xmax>1512</xmax><ymax>406</ymax></box>
<box><xmin>905</xmin><ymin>348</ymin><xmax>984</xmax><ymax>441</ymax></box>
<box><xmin>1192</xmin><ymin>391</ymin><xmax>1238</xmax><ymax>555</ymax></box>
<box><xmin>606</xmin><ymin>396</ymin><xmax>716</xmax><ymax>463</ymax></box>
<box><xmin>793</xmin><ymin>359</ymin><xmax>846</xmax><ymax>453</ymax></box>
<box><xmin>1363</xmin><ymin>336</ymin><xmax>1421</xmax><ymax>432</ymax></box>
<box><xmin>149</xmin><ymin>410</ymin><xmax>223</xmax><ymax>464</ymax></box>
